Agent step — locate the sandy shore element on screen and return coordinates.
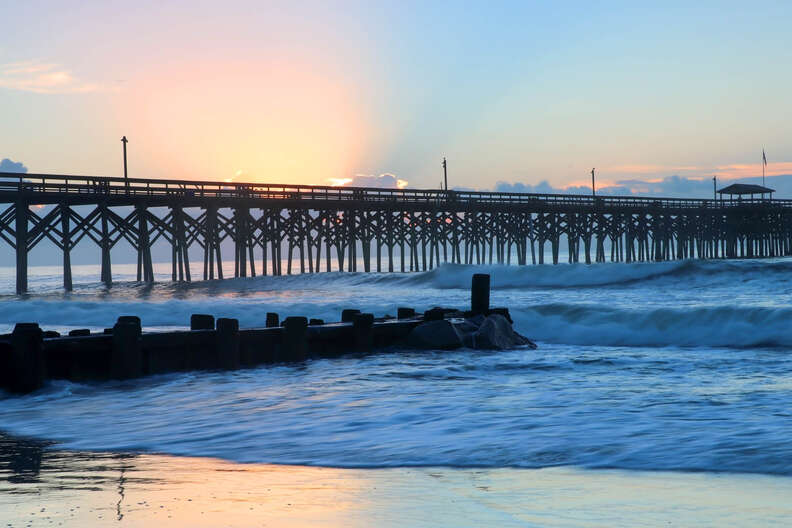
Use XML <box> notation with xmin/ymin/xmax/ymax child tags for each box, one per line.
<box><xmin>1</xmin><ymin>434</ymin><xmax>791</xmax><ymax>527</ymax></box>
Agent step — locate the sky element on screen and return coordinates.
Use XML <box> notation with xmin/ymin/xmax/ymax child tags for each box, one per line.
<box><xmin>1</xmin><ymin>1</ymin><xmax>792</xmax><ymax>195</ymax></box>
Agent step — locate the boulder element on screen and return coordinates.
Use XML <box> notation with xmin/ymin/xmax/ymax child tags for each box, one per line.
<box><xmin>450</xmin><ymin>319</ymin><xmax>480</xmax><ymax>348</ymax></box>
<box><xmin>473</xmin><ymin>314</ymin><xmax>537</xmax><ymax>350</ymax></box>
<box><xmin>407</xmin><ymin>320</ymin><xmax>463</xmax><ymax>350</ymax></box>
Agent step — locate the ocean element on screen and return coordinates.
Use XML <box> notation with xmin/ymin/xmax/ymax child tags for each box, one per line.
<box><xmin>1</xmin><ymin>258</ymin><xmax>791</xmax><ymax>476</ymax></box>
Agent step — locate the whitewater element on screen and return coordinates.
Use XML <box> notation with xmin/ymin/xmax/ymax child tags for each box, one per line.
<box><xmin>1</xmin><ymin>258</ymin><xmax>791</xmax><ymax>475</ymax></box>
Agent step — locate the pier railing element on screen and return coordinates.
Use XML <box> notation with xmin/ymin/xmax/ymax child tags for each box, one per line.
<box><xmin>1</xmin><ymin>172</ymin><xmax>788</xmax><ymax>209</ymax></box>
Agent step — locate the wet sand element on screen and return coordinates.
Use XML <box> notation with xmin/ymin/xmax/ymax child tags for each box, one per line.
<box><xmin>1</xmin><ymin>434</ymin><xmax>791</xmax><ymax>527</ymax></box>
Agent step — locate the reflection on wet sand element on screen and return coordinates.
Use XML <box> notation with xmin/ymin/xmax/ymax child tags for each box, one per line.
<box><xmin>2</xmin><ymin>433</ymin><xmax>792</xmax><ymax>527</ymax></box>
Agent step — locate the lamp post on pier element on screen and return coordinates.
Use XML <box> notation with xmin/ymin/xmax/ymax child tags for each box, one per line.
<box><xmin>443</xmin><ymin>157</ymin><xmax>448</xmax><ymax>191</ymax></box>
<box><xmin>121</xmin><ymin>136</ymin><xmax>128</xmax><ymax>180</ymax></box>
<box><xmin>121</xmin><ymin>136</ymin><xmax>129</xmax><ymax>192</ymax></box>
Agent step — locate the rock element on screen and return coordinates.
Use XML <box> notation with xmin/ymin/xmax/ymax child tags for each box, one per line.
<box><xmin>450</xmin><ymin>319</ymin><xmax>480</xmax><ymax>348</ymax></box>
<box><xmin>473</xmin><ymin>314</ymin><xmax>537</xmax><ymax>350</ymax></box>
<box><xmin>407</xmin><ymin>320</ymin><xmax>463</xmax><ymax>350</ymax></box>
<box><xmin>466</xmin><ymin>314</ymin><xmax>486</xmax><ymax>327</ymax></box>
<box><xmin>487</xmin><ymin>307</ymin><xmax>513</xmax><ymax>324</ymax></box>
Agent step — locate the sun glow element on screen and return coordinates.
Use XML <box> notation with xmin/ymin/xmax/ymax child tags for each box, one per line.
<box><xmin>126</xmin><ymin>56</ymin><xmax>368</xmax><ymax>185</ymax></box>
<box><xmin>328</xmin><ymin>177</ymin><xmax>353</xmax><ymax>187</ymax></box>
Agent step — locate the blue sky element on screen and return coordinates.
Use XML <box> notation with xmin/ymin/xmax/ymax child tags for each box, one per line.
<box><xmin>1</xmin><ymin>1</ymin><xmax>791</xmax><ymax>193</ymax></box>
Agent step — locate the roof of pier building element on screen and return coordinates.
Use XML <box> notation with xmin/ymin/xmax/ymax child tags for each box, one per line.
<box><xmin>717</xmin><ymin>183</ymin><xmax>775</xmax><ymax>196</ymax></box>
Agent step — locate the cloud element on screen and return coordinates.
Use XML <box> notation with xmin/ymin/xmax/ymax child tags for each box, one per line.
<box><xmin>329</xmin><ymin>173</ymin><xmax>408</xmax><ymax>189</ymax></box>
<box><xmin>602</xmin><ymin>162</ymin><xmax>792</xmax><ymax>181</ymax></box>
<box><xmin>0</xmin><ymin>158</ymin><xmax>28</xmax><ymax>173</ymax></box>
<box><xmin>494</xmin><ymin>173</ymin><xmax>792</xmax><ymax>198</ymax></box>
<box><xmin>0</xmin><ymin>60</ymin><xmax>103</xmax><ymax>94</ymax></box>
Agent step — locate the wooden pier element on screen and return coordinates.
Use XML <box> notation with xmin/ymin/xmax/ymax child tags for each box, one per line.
<box><xmin>2</xmin><ymin>171</ymin><xmax>792</xmax><ymax>293</ymax></box>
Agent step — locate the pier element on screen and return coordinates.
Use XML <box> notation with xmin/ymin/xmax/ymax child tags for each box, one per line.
<box><xmin>2</xmin><ymin>171</ymin><xmax>792</xmax><ymax>294</ymax></box>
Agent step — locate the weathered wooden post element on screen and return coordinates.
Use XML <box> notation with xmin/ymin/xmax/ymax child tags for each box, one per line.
<box><xmin>215</xmin><ymin>318</ymin><xmax>240</xmax><ymax>370</ymax></box>
<box><xmin>111</xmin><ymin>316</ymin><xmax>142</xmax><ymax>379</ymax></box>
<box><xmin>7</xmin><ymin>323</ymin><xmax>45</xmax><ymax>393</ymax></box>
<box><xmin>282</xmin><ymin>316</ymin><xmax>308</xmax><ymax>361</ymax></box>
<box><xmin>353</xmin><ymin>313</ymin><xmax>374</xmax><ymax>351</ymax></box>
<box><xmin>266</xmin><ymin>312</ymin><xmax>279</xmax><ymax>328</ymax></box>
<box><xmin>471</xmin><ymin>273</ymin><xmax>490</xmax><ymax>314</ymax></box>
<box><xmin>190</xmin><ymin>314</ymin><xmax>215</xmax><ymax>330</ymax></box>
<box><xmin>341</xmin><ymin>309</ymin><xmax>361</xmax><ymax>323</ymax></box>
<box><xmin>397</xmin><ymin>307</ymin><xmax>416</xmax><ymax>319</ymax></box>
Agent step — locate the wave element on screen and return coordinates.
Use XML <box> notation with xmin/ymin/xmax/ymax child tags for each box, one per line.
<box><xmin>4</xmin><ymin>257</ymin><xmax>792</xmax><ymax>298</ymax></box>
<box><xmin>513</xmin><ymin>303</ymin><xmax>792</xmax><ymax>348</ymax></box>
<box><xmin>2</xmin><ymin>344</ymin><xmax>791</xmax><ymax>476</ymax></box>
<box><xmin>409</xmin><ymin>258</ymin><xmax>792</xmax><ymax>290</ymax></box>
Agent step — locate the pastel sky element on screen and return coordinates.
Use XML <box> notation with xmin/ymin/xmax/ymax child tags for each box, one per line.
<box><xmin>1</xmin><ymin>1</ymin><xmax>791</xmax><ymax>192</ymax></box>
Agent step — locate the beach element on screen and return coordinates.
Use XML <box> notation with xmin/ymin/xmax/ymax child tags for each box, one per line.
<box><xmin>3</xmin><ymin>433</ymin><xmax>792</xmax><ymax>527</ymax></box>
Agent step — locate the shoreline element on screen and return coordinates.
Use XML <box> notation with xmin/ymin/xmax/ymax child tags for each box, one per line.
<box><xmin>2</xmin><ymin>434</ymin><xmax>791</xmax><ymax>527</ymax></box>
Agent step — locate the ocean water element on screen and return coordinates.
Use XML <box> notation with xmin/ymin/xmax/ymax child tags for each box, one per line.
<box><xmin>0</xmin><ymin>259</ymin><xmax>791</xmax><ymax>475</ymax></box>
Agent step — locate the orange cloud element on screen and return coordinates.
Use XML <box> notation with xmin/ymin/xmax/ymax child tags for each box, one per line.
<box><xmin>327</xmin><ymin>173</ymin><xmax>408</xmax><ymax>189</ymax></box>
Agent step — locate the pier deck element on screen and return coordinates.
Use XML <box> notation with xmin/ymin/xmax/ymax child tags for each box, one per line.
<box><xmin>2</xmin><ymin>171</ymin><xmax>791</xmax><ymax>293</ymax></box>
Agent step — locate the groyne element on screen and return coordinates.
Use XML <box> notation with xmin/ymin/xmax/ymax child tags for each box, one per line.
<box><xmin>0</xmin><ymin>274</ymin><xmax>531</xmax><ymax>394</ymax></box>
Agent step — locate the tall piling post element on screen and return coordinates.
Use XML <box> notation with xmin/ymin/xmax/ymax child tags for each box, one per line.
<box><xmin>471</xmin><ymin>273</ymin><xmax>490</xmax><ymax>314</ymax></box>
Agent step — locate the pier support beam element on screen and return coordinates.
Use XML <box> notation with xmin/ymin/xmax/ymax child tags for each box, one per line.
<box><xmin>15</xmin><ymin>201</ymin><xmax>28</xmax><ymax>295</ymax></box>
<box><xmin>100</xmin><ymin>204</ymin><xmax>112</xmax><ymax>287</ymax></box>
<box><xmin>136</xmin><ymin>206</ymin><xmax>154</xmax><ymax>283</ymax></box>
<box><xmin>60</xmin><ymin>204</ymin><xmax>72</xmax><ymax>291</ymax></box>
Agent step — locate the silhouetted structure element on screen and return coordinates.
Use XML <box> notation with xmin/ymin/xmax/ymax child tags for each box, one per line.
<box><xmin>717</xmin><ymin>183</ymin><xmax>775</xmax><ymax>200</ymax></box>
<box><xmin>2</xmin><ymin>171</ymin><xmax>792</xmax><ymax>294</ymax></box>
